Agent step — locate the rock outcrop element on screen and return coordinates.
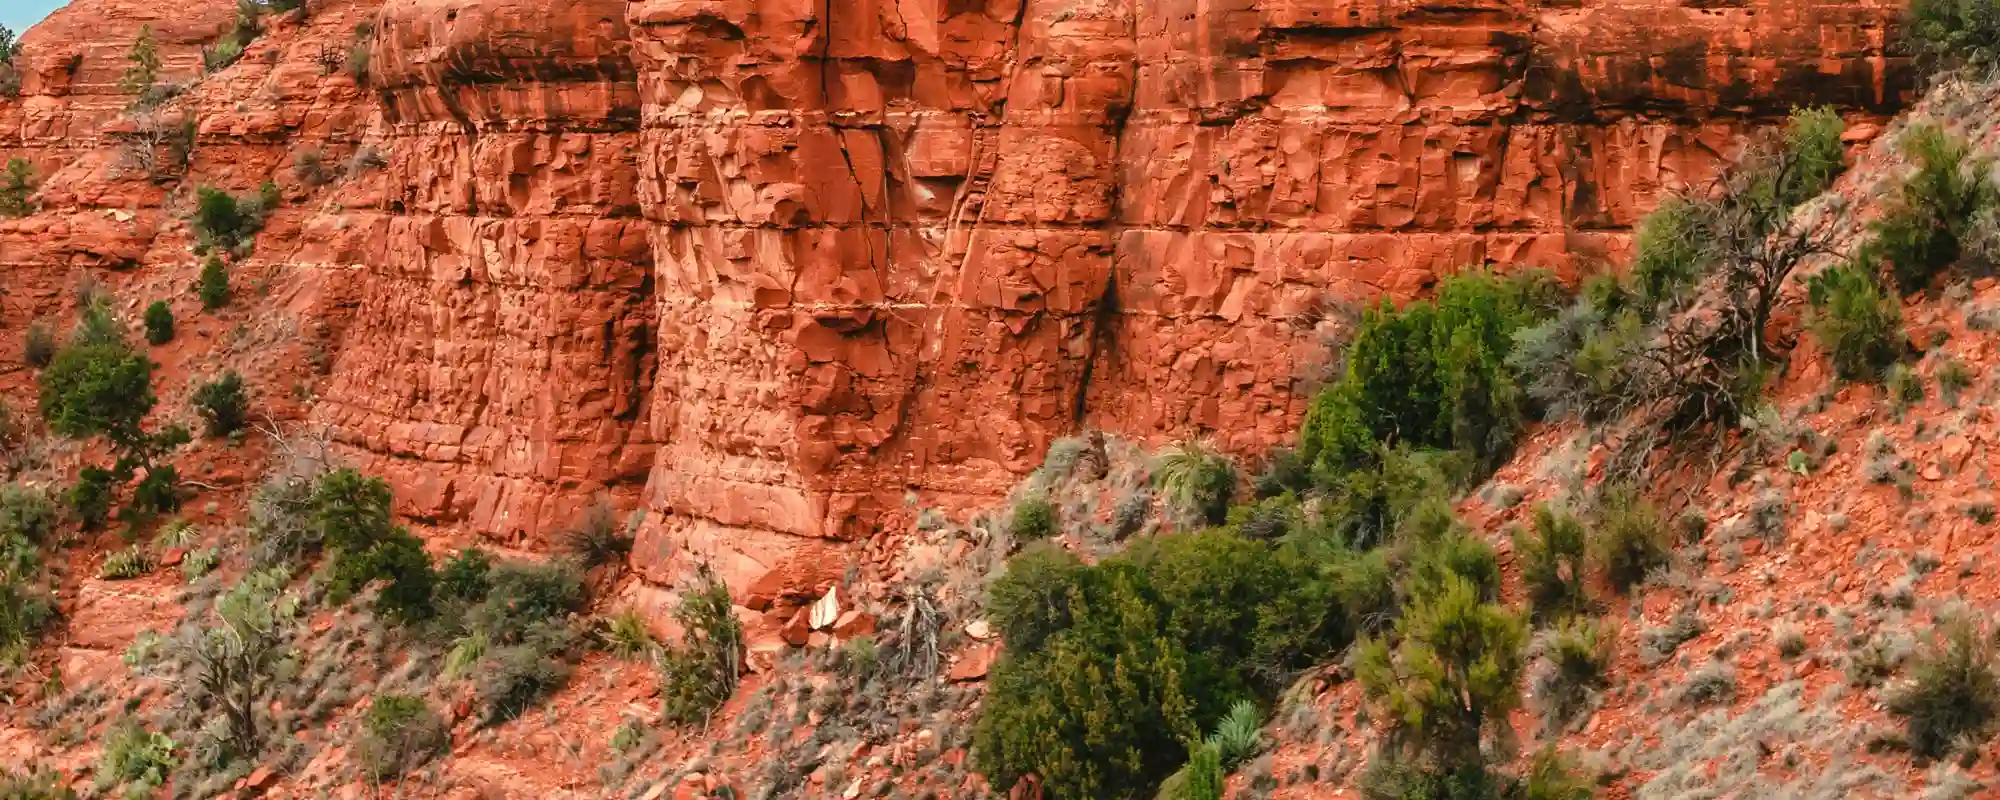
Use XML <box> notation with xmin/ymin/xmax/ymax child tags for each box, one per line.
<box><xmin>0</xmin><ymin>0</ymin><xmax>1911</xmax><ymax>595</ymax></box>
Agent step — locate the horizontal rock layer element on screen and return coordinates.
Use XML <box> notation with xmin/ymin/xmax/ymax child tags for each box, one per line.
<box><xmin>1</xmin><ymin>0</ymin><xmax>1910</xmax><ymax>596</ymax></box>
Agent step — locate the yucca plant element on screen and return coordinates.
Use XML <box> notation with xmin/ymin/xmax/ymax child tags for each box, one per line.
<box><xmin>1153</xmin><ymin>440</ymin><xmax>1236</xmax><ymax>527</ymax></box>
<box><xmin>153</xmin><ymin>518</ymin><xmax>199</xmax><ymax>549</ymax></box>
<box><xmin>1209</xmin><ymin>699</ymin><xmax>1263</xmax><ymax>768</ymax></box>
<box><xmin>599</xmin><ymin>607</ymin><xmax>656</xmax><ymax>659</ymax></box>
<box><xmin>444</xmin><ymin>628</ymin><xmax>491</xmax><ymax>679</ymax></box>
<box><xmin>563</xmin><ymin>498</ymin><xmax>631</xmax><ymax>569</ymax></box>
<box><xmin>99</xmin><ymin>547</ymin><xmax>154</xmax><ymax>581</ymax></box>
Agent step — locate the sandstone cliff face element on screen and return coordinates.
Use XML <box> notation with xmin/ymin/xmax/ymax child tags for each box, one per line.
<box><xmin>1</xmin><ymin>0</ymin><xmax>1910</xmax><ymax>598</ymax></box>
<box><xmin>615</xmin><ymin>0</ymin><xmax>1911</xmax><ymax>599</ymax></box>
<box><xmin>309</xmin><ymin>0</ymin><xmax>658</xmax><ymax>546</ymax></box>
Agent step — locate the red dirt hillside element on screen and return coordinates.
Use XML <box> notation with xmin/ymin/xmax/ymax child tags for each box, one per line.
<box><xmin>1</xmin><ymin>0</ymin><xmax>1974</xmax><ymax>797</ymax></box>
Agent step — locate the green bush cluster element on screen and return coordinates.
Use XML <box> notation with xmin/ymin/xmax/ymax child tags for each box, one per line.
<box><xmin>1589</xmin><ymin>484</ymin><xmax>1671</xmax><ymax>592</ymax></box>
<box><xmin>142</xmin><ymin>301</ymin><xmax>174</xmax><ymax>346</ymax></box>
<box><xmin>198</xmin><ymin>255</ymin><xmax>231</xmax><ymax>311</ymax></box>
<box><xmin>1514</xmin><ymin>504</ymin><xmax>1589</xmax><ymax>622</ymax></box>
<box><xmin>1513</xmin><ymin>107</ymin><xmax>1848</xmax><ymax>428</ymax></box>
<box><xmin>975</xmin><ymin>523</ymin><xmax>1405</xmax><ymax>798</ymax></box>
<box><xmin>1902</xmin><ymin>0</ymin><xmax>2000</xmax><ymax>74</ymax></box>
<box><xmin>452</xmin><ymin>559</ymin><xmax>586</xmax><ymax>724</ymax></box>
<box><xmin>1300</xmin><ymin>270</ymin><xmax>1562</xmax><ymax>482</ymax></box>
<box><xmin>312</xmin><ymin>469</ymin><xmax>436</xmax><ymax>623</ymax></box>
<box><xmin>68</xmin><ymin>467</ymin><xmax>115</xmax><ymax>530</ymax></box>
<box><xmin>93</xmin><ymin>721</ymin><xmax>174</xmax><ymax>795</ymax></box>
<box><xmin>38</xmin><ymin>307</ymin><xmax>195</xmax><ymax>530</ymax></box>
<box><xmin>0</xmin><ymin>769</ymin><xmax>75</xmax><ymax>800</ymax></box>
<box><xmin>192</xmin><ymin>371</ymin><xmax>249</xmax><ymax>437</ymax></box>
<box><xmin>1858</xmin><ymin>124</ymin><xmax>1996</xmax><ymax>294</ymax></box>
<box><xmin>1008</xmin><ymin>495</ymin><xmax>1057</xmax><ymax>540</ymax></box>
<box><xmin>39</xmin><ymin>337</ymin><xmax>154</xmax><ymax>448</ymax></box>
<box><xmin>1531</xmin><ymin>617</ymin><xmax>1612</xmax><ymax>734</ymax></box>
<box><xmin>1807</xmin><ymin>262</ymin><xmax>1906</xmax><ymax>381</ymax></box>
<box><xmin>191</xmin><ymin>182</ymin><xmax>279</xmax><ymax>258</ymax></box>
<box><xmin>658</xmin><ymin>565</ymin><xmax>743</xmax><ymax>726</ymax></box>
<box><xmin>100</xmin><ymin>545</ymin><xmax>154</xmax><ymax>580</ymax></box>
<box><xmin>1356</xmin><ymin>570</ymin><xmax>1526</xmax><ymax>794</ymax></box>
<box><xmin>0</xmin><ymin>485</ymin><xmax>57</xmax><ymax>665</ymax></box>
<box><xmin>354</xmin><ymin>694</ymin><xmax>446</xmax><ymax>780</ymax></box>
<box><xmin>1628</xmin><ymin>197</ymin><xmax>1713</xmax><ymax>310</ymax></box>
<box><xmin>1888</xmin><ymin>619</ymin><xmax>2000</xmax><ymax>759</ymax></box>
<box><xmin>0</xmin><ymin>158</ymin><xmax>34</xmax><ymax>218</ymax></box>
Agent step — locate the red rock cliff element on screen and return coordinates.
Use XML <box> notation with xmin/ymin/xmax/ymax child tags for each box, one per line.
<box><xmin>0</xmin><ymin>0</ymin><xmax>1910</xmax><ymax>596</ymax></box>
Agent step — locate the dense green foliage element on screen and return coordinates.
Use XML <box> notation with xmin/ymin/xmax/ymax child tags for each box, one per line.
<box><xmin>1628</xmin><ymin>198</ymin><xmax>1711</xmax><ymax>310</ymax></box>
<box><xmin>0</xmin><ymin>484</ymin><xmax>58</xmax><ymax>546</ymax></box>
<box><xmin>94</xmin><ymin>721</ymin><xmax>174</xmax><ymax>795</ymax></box>
<box><xmin>1301</xmin><ymin>271</ymin><xmax>1562</xmax><ymax>481</ymax></box>
<box><xmin>1902</xmin><ymin>0</ymin><xmax>2000</xmax><ymax>73</ymax></box>
<box><xmin>1532</xmin><ymin>617</ymin><xmax>1612</xmax><ymax>734</ymax></box>
<box><xmin>191</xmin><ymin>183</ymin><xmax>278</xmax><ymax>257</ymax></box>
<box><xmin>142</xmin><ymin>301</ymin><xmax>174</xmax><ymax>346</ymax></box>
<box><xmin>1514</xmin><ymin>504</ymin><xmax>1589</xmax><ymax>622</ymax></box>
<box><xmin>192</xmin><ymin>371</ymin><xmax>248</xmax><ymax>437</ymax></box>
<box><xmin>0</xmin><ymin>158</ymin><xmax>33</xmax><ymax>217</ymax></box>
<box><xmin>1589</xmin><ymin>485</ymin><xmax>1670</xmax><ymax>592</ymax></box>
<box><xmin>657</xmin><ymin>565</ymin><xmax>743</xmax><ymax>726</ymax></box>
<box><xmin>968</xmin><ymin>254</ymin><xmax>1630</xmax><ymax>796</ymax></box>
<box><xmin>1357</xmin><ymin>575</ymin><xmax>1527</xmax><ymax>781</ymax></box>
<box><xmin>198</xmin><ymin>255</ymin><xmax>231</xmax><ymax>310</ymax></box>
<box><xmin>312</xmin><ymin>469</ymin><xmax>437</xmax><ymax>622</ymax></box>
<box><xmin>38</xmin><ymin>339</ymin><xmax>154</xmax><ymax>446</ymax></box>
<box><xmin>67</xmin><ymin>467</ymin><xmax>116</xmax><ymax>530</ymax></box>
<box><xmin>456</xmin><ymin>560</ymin><xmax>586</xmax><ymax>723</ymax></box>
<box><xmin>1807</xmin><ymin>263</ymin><xmax>1906</xmax><ymax>381</ymax></box>
<box><xmin>1773</xmin><ymin>107</ymin><xmax>1850</xmax><ymax>211</ymax></box>
<box><xmin>0</xmin><ymin>486</ymin><xmax>57</xmax><ymax>664</ymax></box>
<box><xmin>355</xmin><ymin>695</ymin><xmax>446</xmax><ymax>780</ymax></box>
<box><xmin>1858</xmin><ymin>124</ymin><xmax>1996</xmax><ymax>294</ymax></box>
<box><xmin>974</xmin><ymin>527</ymin><xmax>1385</xmax><ymax>798</ymax></box>
<box><xmin>1008</xmin><ymin>495</ymin><xmax>1057</xmax><ymax>540</ymax></box>
<box><xmin>436</xmin><ymin>546</ymin><xmax>495</xmax><ymax>602</ymax></box>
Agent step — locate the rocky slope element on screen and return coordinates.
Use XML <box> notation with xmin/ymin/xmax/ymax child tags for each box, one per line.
<box><xmin>0</xmin><ymin>0</ymin><xmax>1938</xmax><ymax>795</ymax></box>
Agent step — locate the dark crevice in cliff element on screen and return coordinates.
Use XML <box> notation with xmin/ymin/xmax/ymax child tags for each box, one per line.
<box><xmin>816</xmin><ymin>0</ymin><xmax>888</xmax><ymax>298</ymax></box>
<box><xmin>1074</xmin><ymin>0</ymin><xmax>1142</xmax><ymax>428</ymax></box>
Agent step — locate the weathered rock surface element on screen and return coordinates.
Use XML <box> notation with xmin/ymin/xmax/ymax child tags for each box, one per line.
<box><xmin>1</xmin><ymin>0</ymin><xmax>1911</xmax><ymax>595</ymax></box>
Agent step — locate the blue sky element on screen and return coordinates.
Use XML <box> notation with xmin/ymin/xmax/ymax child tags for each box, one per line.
<box><xmin>2</xmin><ymin>1</ymin><xmax>68</xmax><ymax>35</ymax></box>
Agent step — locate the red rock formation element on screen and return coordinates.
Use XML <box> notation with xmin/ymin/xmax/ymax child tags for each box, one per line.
<box><xmin>308</xmin><ymin>0</ymin><xmax>657</xmax><ymax>544</ymax></box>
<box><xmin>619</xmin><ymin>0</ymin><xmax>1910</xmax><ymax>597</ymax></box>
<box><xmin>0</xmin><ymin>0</ymin><xmax>1911</xmax><ymax>597</ymax></box>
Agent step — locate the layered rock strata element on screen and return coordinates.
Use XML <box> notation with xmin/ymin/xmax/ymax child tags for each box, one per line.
<box><xmin>1</xmin><ymin>0</ymin><xmax>1911</xmax><ymax>595</ymax></box>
